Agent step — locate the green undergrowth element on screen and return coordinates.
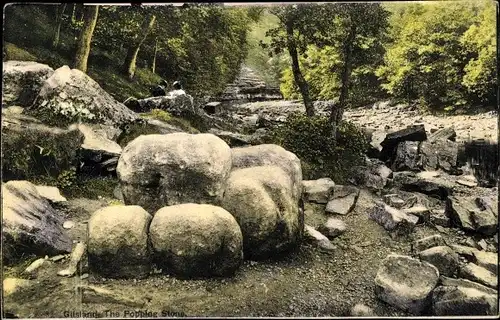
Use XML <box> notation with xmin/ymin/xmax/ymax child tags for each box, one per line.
<box><xmin>270</xmin><ymin>113</ymin><xmax>369</xmax><ymax>184</ymax></box>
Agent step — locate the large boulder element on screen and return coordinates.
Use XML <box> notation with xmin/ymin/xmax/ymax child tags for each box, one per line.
<box><xmin>117</xmin><ymin>133</ymin><xmax>232</xmax><ymax>213</ymax></box>
<box><xmin>231</xmin><ymin>144</ymin><xmax>302</xmax><ymax>200</ymax></box>
<box><xmin>1</xmin><ymin>112</ymin><xmax>83</xmax><ymax>181</ymax></box>
<box><xmin>420</xmin><ymin>140</ymin><xmax>459</xmax><ymax>174</ymax></box>
<box><xmin>445</xmin><ymin>196</ymin><xmax>497</xmax><ymax>235</ymax></box>
<box><xmin>380</xmin><ymin>124</ymin><xmax>427</xmax><ymax>162</ymax></box>
<box><xmin>123</xmin><ymin>93</ymin><xmax>195</xmax><ymax>115</ymax></box>
<box><xmin>149</xmin><ymin>204</ymin><xmax>243</xmax><ymax>278</ymax></box>
<box><xmin>28</xmin><ymin>65</ymin><xmax>138</xmax><ymax>127</ymax></box>
<box><xmin>391</xmin><ymin>171</ymin><xmax>454</xmax><ymax>200</ymax></box>
<box><xmin>221</xmin><ymin>166</ymin><xmax>303</xmax><ymax>259</ymax></box>
<box><xmin>375</xmin><ymin>254</ymin><xmax>440</xmax><ymax>315</ymax></box>
<box><xmin>432</xmin><ymin>277</ymin><xmax>498</xmax><ymax>316</ymax></box>
<box><xmin>2</xmin><ymin>61</ymin><xmax>55</xmax><ymax>107</ymax></box>
<box><xmin>88</xmin><ymin>205</ymin><xmax>152</xmax><ymax>279</ymax></box>
<box><xmin>2</xmin><ymin>181</ymin><xmax>72</xmax><ymax>265</ymax></box>
<box><xmin>392</xmin><ymin>141</ymin><xmax>421</xmax><ymax>172</ymax></box>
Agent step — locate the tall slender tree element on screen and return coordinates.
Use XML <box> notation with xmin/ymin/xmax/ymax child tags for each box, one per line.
<box><xmin>52</xmin><ymin>3</ymin><xmax>67</xmax><ymax>49</ymax></box>
<box><xmin>73</xmin><ymin>5</ymin><xmax>99</xmax><ymax>73</ymax></box>
<box><xmin>122</xmin><ymin>13</ymin><xmax>156</xmax><ymax>80</ymax></box>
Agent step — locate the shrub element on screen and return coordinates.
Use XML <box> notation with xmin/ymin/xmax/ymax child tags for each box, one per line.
<box><xmin>271</xmin><ymin>113</ymin><xmax>369</xmax><ymax>183</ymax></box>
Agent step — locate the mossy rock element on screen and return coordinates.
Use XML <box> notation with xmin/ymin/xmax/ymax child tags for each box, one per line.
<box><xmin>1</xmin><ymin>113</ymin><xmax>83</xmax><ymax>183</ymax></box>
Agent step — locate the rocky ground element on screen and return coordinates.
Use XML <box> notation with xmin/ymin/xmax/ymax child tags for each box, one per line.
<box><xmin>343</xmin><ymin>101</ymin><xmax>497</xmax><ymax>146</ymax></box>
<box><xmin>3</xmin><ymin>188</ymin><xmax>481</xmax><ymax>318</ymax></box>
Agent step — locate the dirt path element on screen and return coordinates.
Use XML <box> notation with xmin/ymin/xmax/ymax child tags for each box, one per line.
<box><xmin>4</xmin><ymin>188</ymin><xmax>474</xmax><ymax>318</ymax></box>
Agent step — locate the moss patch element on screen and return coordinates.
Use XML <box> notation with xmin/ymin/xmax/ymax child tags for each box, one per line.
<box><xmin>3</xmin><ymin>42</ymin><xmax>37</xmax><ymax>61</ymax></box>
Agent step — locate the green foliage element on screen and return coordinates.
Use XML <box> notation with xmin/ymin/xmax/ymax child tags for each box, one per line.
<box><xmin>148</xmin><ymin>109</ymin><xmax>173</xmax><ymax>122</ymax></box>
<box><xmin>140</xmin><ymin>109</ymin><xmax>201</xmax><ymax>134</ymax></box>
<box><xmin>62</xmin><ymin>175</ymin><xmax>118</xmax><ymax>199</ymax></box>
<box><xmin>461</xmin><ymin>1</ymin><xmax>497</xmax><ymax>104</ymax></box>
<box><xmin>116</xmin><ymin>122</ymin><xmax>163</xmax><ymax>147</ymax></box>
<box><xmin>266</xmin><ymin>3</ymin><xmax>389</xmax><ymax>110</ymax></box>
<box><xmin>377</xmin><ymin>1</ymin><xmax>496</xmax><ymax>110</ymax></box>
<box><xmin>2</xmin><ymin>127</ymin><xmax>82</xmax><ymax>184</ymax></box>
<box><xmin>271</xmin><ymin>113</ymin><xmax>369</xmax><ymax>183</ymax></box>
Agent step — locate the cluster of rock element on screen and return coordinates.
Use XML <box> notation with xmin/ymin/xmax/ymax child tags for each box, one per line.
<box><xmin>374</xmin><ymin>234</ymin><xmax>497</xmax><ymax>316</ymax></box>
<box><xmin>86</xmin><ymin>135</ymin><xmax>304</xmax><ymax>278</ymax></box>
<box><xmin>1</xmin><ymin>61</ymin><xmax>144</xmax><ymax>178</ymax></box>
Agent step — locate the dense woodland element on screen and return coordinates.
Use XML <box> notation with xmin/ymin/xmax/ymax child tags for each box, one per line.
<box><xmin>3</xmin><ymin>1</ymin><xmax>497</xmax><ymax>112</ymax></box>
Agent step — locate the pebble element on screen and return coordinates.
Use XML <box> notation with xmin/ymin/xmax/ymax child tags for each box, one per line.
<box><xmin>63</xmin><ymin>221</ymin><xmax>75</xmax><ymax>229</ymax></box>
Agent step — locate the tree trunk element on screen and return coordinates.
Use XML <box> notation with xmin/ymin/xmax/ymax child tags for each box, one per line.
<box><xmin>122</xmin><ymin>14</ymin><xmax>156</xmax><ymax>80</ymax></box>
<box><xmin>52</xmin><ymin>3</ymin><xmax>67</xmax><ymax>49</ymax></box>
<box><xmin>73</xmin><ymin>5</ymin><xmax>99</xmax><ymax>73</ymax></box>
<box><xmin>151</xmin><ymin>37</ymin><xmax>158</xmax><ymax>73</ymax></box>
<box><xmin>71</xmin><ymin>4</ymin><xmax>77</xmax><ymax>24</ymax></box>
<box><xmin>330</xmin><ymin>25</ymin><xmax>356</xmax><ymax>125</ymax></box>
<box><xmin>285</xmin><ymin>20</ymin><xmax>314</xmax><ymax>117</ymax></box>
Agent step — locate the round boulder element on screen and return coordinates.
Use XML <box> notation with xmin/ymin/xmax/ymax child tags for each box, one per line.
<box><xmin>375</xmin><ymin>254</ymin><xmax>440</xmax><ymax>315</ymax></box>
<box><xmin>117</xmin><ymin>133</ymin><xmax>232</xmax><ymax>213</ymax></box>
<box><xmin>149</xmin><ymin>203</ymin><xmax>243</xmax><ymax>278</ymax></box>
<box><xmin>230</xmin><ymin>144</ymin><xmax>302</xmax><ymax>199</ymax></box>
<box><xmin>88</xmin><ymin>205</ymin><xmax>152</xmax><ymax>279</ymax></box>
<box><xmin>221</xmin><ymin>165</ymin><xmax>303</xmax><ymax>259</ymax></box>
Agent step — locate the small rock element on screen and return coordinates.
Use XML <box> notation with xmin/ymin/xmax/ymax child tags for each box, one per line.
<box><xmin>3</xmin><ymin>278</ymin><xmax>32</xmax><ymax>297</ymax></box>
<box><xmin>477</xmin><ymin>239</ymin><xmax>488</xmax><ymax>251</ymax></box>
<box><xmin>375</xmin><ymin>254</ymin><xmax>439</xmax><ymax>314</ymax></box>
<box><xmin>369</xmin><ymin>202</ymin><xmax>418</xmax><ymax>233</ymax></box>
<box><xmin>418</xmin><ymin>246</ymin><xmax>460</xmax><ymax>277</ymax></box>
<box><xmin>351</xmin><ymin>303</ymin><xmax>376</xmax><ymax>316</ymax></box>
<box><xmin>62</xmin><ymin>221</ymin><xmax>75</xmax><ymax>229</ymax></box>
<box><xmin>78</xmin><ymin>285</ymin><xmax>145</xmax><ymax>307</ymax></box>
<box><xmin>24</xmin><ymin>257</ymin><xmax>48</xmax><ymax>275</ymax></box>
<box><xmin>325</xmin><ymin>186</ymin><xmax>360</xmax><ymax>215</ymax></box>
<box><xmin>430</xmin><ymin>211</ymin><xmax>450</xmax><ymax>227</ymax></box>
<box><xmin>459</xmin><ymin>263</ymin><xmax>497</xmax><ymax>289</ymax></box>
<box><xmin>50</xmin><ymin>254</ymin><xmax>67</xmax><ymax>262</ymax></box>
<box><xmin>456</xmin><ymin>179</ymin><xmax>478</xmax><ymax>188</ymax></box>
<box><xmin>57</xmin><ymin>242</ymin><xmax>86</xmax><ymax>277</ymax></box>
<box><xmin>302</xmin><ymin>178</ymin><xmax>335</xmax><ymax>204</ymax></box>
<box><xmin>464</xmin><ymin>238</ymin><xmax>480</xmax><ymax>250</ymax></box>
<box><xmin>352</xmin><ymin>245</ymin><xmax>363</xmax><ymax>255</ymax></box>
<box><xmin>80</xmin><ymin>273</ymin><xmax>89</xmax><ymax>280</ymax></box>
<box><xmin>304</xmin><ymin>225</ymin><xmax>335</xmax><ymax>251</ymax></box>
<box><xmin>34</xmin><ymin>185</ymin><xmax>67</xmax><ymax>203</ymax></box>
<box><xmin>403</xmin><ymin>206</ymin><xmax>430</xmax><ymax>223</ymax></box>
<box><xmin>413</xmin><ymin>234</ymin><xmax>447</xmax><ymax>253</ymax></box>
<box><xmin>318</xmin><ymin>218</ymin><xmax>347</xmax><ymax>239</ymax></box>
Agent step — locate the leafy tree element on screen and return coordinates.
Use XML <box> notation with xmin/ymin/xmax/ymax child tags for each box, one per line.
<box><xmin>376</xmin><ymin>1</ymin><xmax>491</xmax><ymax>110</ymax></box>
<box><xmin>263</xmin><ymin>4</ymin><xmax>316</xmax><ymax>116</ymax></box>
<box><xmin>461</xmin><ymin>0</ymin><xmax>496</xmax><ymax>104</ymax></box>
